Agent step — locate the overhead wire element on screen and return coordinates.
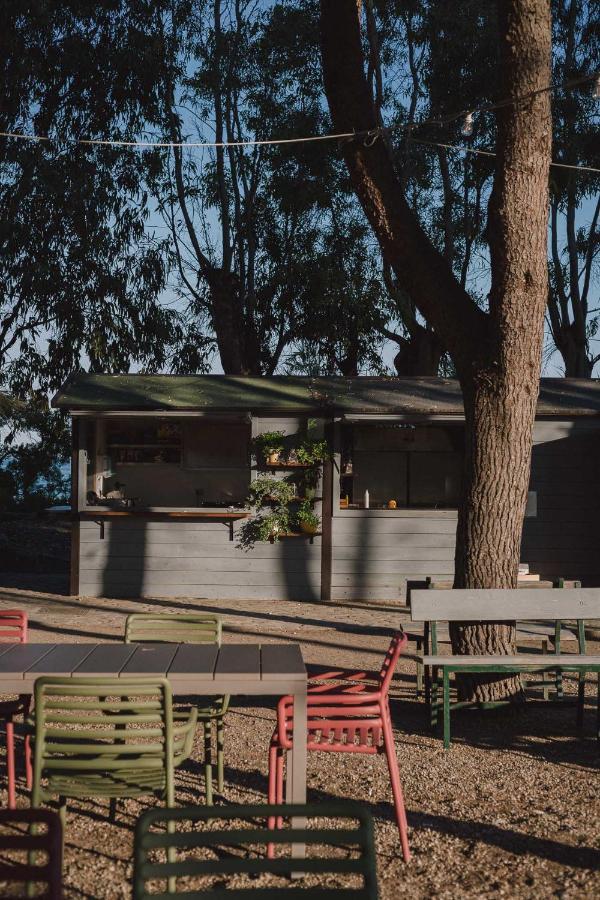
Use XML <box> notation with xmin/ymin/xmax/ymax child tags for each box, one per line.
<box><xmin>0</xmin><ymin>71</ymin><xmax>597</xmax><ymax>173</ymax></box>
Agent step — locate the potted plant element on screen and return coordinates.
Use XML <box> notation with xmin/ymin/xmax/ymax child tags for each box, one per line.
<box><xmin>295</xmin><ymin>500</ymin><xmax>320</xmax><ymax>535</ymax></box>
<box><xmin>238</xmin><ymin>509</ymin><xmax>290</xmax><ymax>549</ymax></box>
<box><xmin>246</xmin><ymin>476</ymin><xmax>296</xmax><ymax>508</ymax></box>
<box><xmin>296</xmin><ymin>439</ymin><xmax>330</xmax><ymax>466</ymax></box>
<box><xmin>251</xmin><ymin>431</ymin><xmax>286</xmax><ymax>466</ymax></box>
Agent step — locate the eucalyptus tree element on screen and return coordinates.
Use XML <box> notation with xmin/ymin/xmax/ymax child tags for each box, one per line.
<box><xmin>0</xmin><ymin>0</ymin><xmax>178</xmax><ymax>394</ymax></box>
<box><xmin>154</xmin><ymin>0</ymin><xmax>337</xmax><ymax>375</ymax></box>
<box><xmin>321</xmin><ymin>0</ymin><xmax>553</xmax><ymax>701</ymax></box>
<box><xmin>547</xmin><ymin>0</ymin><xmax>600</xmax><ymax>376</ymax></box>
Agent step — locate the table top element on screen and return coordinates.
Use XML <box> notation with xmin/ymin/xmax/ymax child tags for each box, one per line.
<box><xmin>0</xmin><ymin>642</ymin><xmax>306</xmax><ymax>695</ymax></box>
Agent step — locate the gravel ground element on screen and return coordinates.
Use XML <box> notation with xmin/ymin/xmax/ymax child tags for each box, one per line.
<box><xmin>0</xmin><ymin>580</ymin><xmax>599</xmax><ymax>899</ymax></box>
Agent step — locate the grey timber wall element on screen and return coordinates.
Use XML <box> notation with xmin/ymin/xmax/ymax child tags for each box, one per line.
<box><xmin>330</xmin><ymin>509</ymin><xmax>457</xmax><ymax>603</ymax></box>
<box><xmin>522</xmin><ymin>419</ymin><xmax>600</xmax><ymax>586</ymax></box>
<box><xmin>77</xmin><ymin>415</ymin><xmax>323</xmax><ymax>601</ymax></box>
<box><xmin>78</xmin><ymin>519</ymin><xmax>321</xmax><ymax>600</ymax></box>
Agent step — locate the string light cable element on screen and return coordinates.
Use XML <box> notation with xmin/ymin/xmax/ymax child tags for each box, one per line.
<box><xmin>0</xmin><ymin>70</ymin><xmax>597</xmax><ymax>174</ymax></box>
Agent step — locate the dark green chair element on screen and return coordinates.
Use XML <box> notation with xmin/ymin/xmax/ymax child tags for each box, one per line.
<box><xmin>0</xmin><ymin>808</ymin><xmax>62</xmax><ymax>899</ymax></box>
<box><xmin>29</xmin><ymin>676</ymin><xmax>197</xmax><ymax>828</ymax></box>
<box><xmin>132</xmin><ymin>802</ymin><xmax>379</xmax><ymax>899</ymax></box>
<box><xmin>125</xmin><ymin>613</ymin><xmax>230</xmax><ymax>804</ymax></box>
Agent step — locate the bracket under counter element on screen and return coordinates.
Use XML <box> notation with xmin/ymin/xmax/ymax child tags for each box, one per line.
<box><xmin>77</xmin><ymin>509</ymin><xmax>250</xmax><ymax>541</ymax></box>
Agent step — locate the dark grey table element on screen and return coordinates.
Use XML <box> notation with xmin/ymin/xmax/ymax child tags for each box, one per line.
<box><xmin>0</xmin><ymin>641</ymin><xmax>308</xmax><ymax>855</ymax></box>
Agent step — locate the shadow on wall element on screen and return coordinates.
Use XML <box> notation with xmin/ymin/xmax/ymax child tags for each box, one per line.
<box><xmin>101</xmin><ymin>518</ymin><xmax>146</xmax><ymax>602</ymax></box>
<box><xmin>522</xmin><ymin>419</ymin><xmax>600</xmax><ymax>587</ymax></box>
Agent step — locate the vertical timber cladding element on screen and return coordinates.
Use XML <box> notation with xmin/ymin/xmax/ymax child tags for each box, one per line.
<box><xmin>522</xmin><ymin>419</ymin><xmax>600</xmax><ymax>586</ymax></box>
<box><xmin>78</xmin><ymin>416</ymin><xmax>323</xmax><ymax>601</ymax></box>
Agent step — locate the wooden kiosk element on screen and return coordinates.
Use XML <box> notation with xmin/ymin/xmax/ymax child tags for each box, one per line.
<box><xmin>52</xmin><ymin>375</ymin><xmax>600</xmax><ymax>602</ymax></box>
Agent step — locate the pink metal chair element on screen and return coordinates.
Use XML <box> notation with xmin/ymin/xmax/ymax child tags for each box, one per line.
<box><xmin>268</xmin><ymin>631</ymin><xmax>411</xmax><ymax>862</ymax></box>
<box><xmin>0</xmin><ymin>611</ymin><xmax>30</xmax><ymax>809</ymax></box>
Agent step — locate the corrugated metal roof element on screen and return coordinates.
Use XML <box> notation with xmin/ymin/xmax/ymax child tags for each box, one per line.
<box><xmin>51</xmin><ymin>374</ymin><xmax>600</xmax><ymax>416</ymax></box>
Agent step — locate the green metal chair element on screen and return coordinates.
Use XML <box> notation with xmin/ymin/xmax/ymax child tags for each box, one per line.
<box><xmin>29</xmin><ymin>676</ymin><xmax>197</xmax><ymax>828</ymax></box>
<box><xmin>132</xmin><ymin>802</ymin><xmax>379</xmax><ymax>899</ymax></box>
<box><xmin>125</xmin><ymin>613</ymin><xmax>230</xmax><ymax>804</ymax></box>
<box><xmin>0</xmin><ymin>808</ymin><xmax>63</xmax><ymax>899</ymax></box>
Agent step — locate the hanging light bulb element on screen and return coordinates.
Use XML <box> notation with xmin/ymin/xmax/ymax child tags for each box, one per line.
<box><xmin>461</xmin><ymin>112</ymin><xmax>474</xmax><ymax>137</ymax></box>
<box><xmin>593</xmin><ymin>73</ymin><xmax>600</xmax><ymax>100</ymax></box>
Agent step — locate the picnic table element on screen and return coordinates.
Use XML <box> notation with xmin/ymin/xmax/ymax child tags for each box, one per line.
<box><xmin>0</xmin><ymin>641</ymin><xmax>308</xmax><ymax>854</ymax></box>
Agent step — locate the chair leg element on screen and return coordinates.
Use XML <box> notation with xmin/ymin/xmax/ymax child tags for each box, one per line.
<box><xmin>381</xmin><ymin>707</ymin><xmax>411</xmax><ymax>863</ymax></box>
<box><xmin>6</xmin><ymin>719</ymin><xmax>16</xmax><ymax>809</ymax></box>
<box><xmin>203</xmin><ymin>720</ymin><xmax>213</xmax><ymax>805</ymax></box>
<box><xmin>25</xmin><ymin>735</ymin><xmax>32</xmax><ymax>790</ymax></box>
<box><xmin>267</xmin><ymin>744</ymin><xmax>278</xmax><ymax>859</ymax></box>
<box><xmin>216</xmin><ymin>717</ymin><xmax>225</xmax><ymax>793</ymax></box>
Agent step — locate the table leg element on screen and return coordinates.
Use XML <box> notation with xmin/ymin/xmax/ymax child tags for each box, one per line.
<box><xmin>290</xmin><ymin>688</ymin><xmax>307</xmax><ymax>861</ymax></box>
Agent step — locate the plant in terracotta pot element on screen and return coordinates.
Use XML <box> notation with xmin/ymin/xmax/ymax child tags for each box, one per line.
<box><xmin>251</xmin><ymin>431</ymin><xmax>286</xmax><ymax>465</ymax></box>
<box><xmin>295</xmin><ymin>500</ymin><xmax>320</xmax><ymax>535</ymax></box>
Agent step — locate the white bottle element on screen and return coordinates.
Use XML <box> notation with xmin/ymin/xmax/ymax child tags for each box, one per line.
<box><xmin>364</xmin><ymin>489</ymin><xmax>370</xmax><ymax>509</ymax></box>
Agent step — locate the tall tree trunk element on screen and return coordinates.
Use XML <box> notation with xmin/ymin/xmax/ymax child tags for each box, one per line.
<box><xmin>392</xmin><ymin>325</ymin><xmax>444</xmax><ymax>376</ymax></box>
<box><xmin>320</xmin><ymin>0</ymin><xmax>551</xmax><ymax>701</ymax></box>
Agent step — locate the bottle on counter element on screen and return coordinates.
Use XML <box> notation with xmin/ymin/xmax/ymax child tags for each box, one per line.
<box><xmin>363</xmin><ymin>489</ymin><xmax>370</xmax><ymax>509</ymax></box>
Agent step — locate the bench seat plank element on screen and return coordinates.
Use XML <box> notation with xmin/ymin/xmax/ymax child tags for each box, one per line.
<box><xmin>423</xmin><ymin>654</ymin><xmax>600</xmax><ymax>667</ymax></box>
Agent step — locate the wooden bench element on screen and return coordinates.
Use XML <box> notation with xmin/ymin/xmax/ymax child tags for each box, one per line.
<box><xmin>406</xmin><ymin>578</ymin><xmax>581</xmax><ymax>701</ymax></box>
<box><xmin>410</xmin><ymin>588</ymin><xmax>600</xmax><ymax>749</ymax></box>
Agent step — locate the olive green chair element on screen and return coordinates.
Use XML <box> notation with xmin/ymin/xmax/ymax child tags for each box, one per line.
<box><xmin>125</xmin><ymin>613</ymin><xmax>229</xmax><ymax>804</ymax></box>
<box><xmin>132</xmin><ymin>802</ymin><xmax>379</xmax><ymax>899</ymax></box>
<box><xmin>29</xmin><ymin>677</ymin><xmax>197</xmax><ymax>828</ymax></box>
<box><xmin>0</xmin><ymin>808</ymin><xmax>63</xmax><ymax>899</ymax></box>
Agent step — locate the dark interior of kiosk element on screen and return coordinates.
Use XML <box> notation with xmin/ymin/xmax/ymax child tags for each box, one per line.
<box><xmin>339</xmin><ymin>422</ymin><xmax>463</xmax><ymax>510</ymax></box>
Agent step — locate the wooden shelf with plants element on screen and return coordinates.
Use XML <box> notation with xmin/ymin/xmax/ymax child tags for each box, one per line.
<box><xmin>237</xmin><ymin>431</ymin><xmax>329</xmax><ymax>549</ymax></box>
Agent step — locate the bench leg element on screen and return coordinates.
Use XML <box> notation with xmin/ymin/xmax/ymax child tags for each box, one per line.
<box><xmin>415</xmin><ymin>637</ymin><xmax>423</xmax><ymax>699</ymax></box>
<box><xmin>541</xmin><ymin>640</ymin><xmax>549</xmax><ymax>701</ymax></box>
<box><xmin>443</xmin><ymin>668</ymin><xmax>451</xmax><ymax>750</ymax></box>
<box><xmin>431</xmin><ymin>667</ymin><xmax>440</xmax><ymax>730</ymax></box>
<box><xmin>577</xmin><ymin>672</ymin><xmax>586</xmax><ymax>733</ymax></box>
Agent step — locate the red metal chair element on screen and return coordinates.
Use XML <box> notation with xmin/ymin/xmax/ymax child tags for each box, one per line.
<box><xmin>268</xmin><ymin>631</ymin><xmax>411</xmax><ymax>862</ymax></box>
<box><xmin>0</xmin><ymin>610</ymin><xmax>30</xmax><ymax>808</ymax></box>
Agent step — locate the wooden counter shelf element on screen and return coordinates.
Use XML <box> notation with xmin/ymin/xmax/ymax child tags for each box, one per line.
<box><xmin>78</xmin><ymin>509</ymin><xmax>249</xmax><ymax>541</ymax></box>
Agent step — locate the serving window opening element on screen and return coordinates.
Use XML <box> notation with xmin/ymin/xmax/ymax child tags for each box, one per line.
<box><xmin>82</xmin><ymin>417</ymin><xmax>251</xmax><ymax>510</ymax></box>
<box><xmin>339</xmin><ymin>422</ymin><xmax>463</xmax><ymax>510</ymax></box>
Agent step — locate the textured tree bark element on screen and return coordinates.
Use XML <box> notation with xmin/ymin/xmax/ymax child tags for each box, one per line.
<box><xmin>320</xmin><ymin>0</ymin><xmax>552</xmax><ymax>701</ymax></box>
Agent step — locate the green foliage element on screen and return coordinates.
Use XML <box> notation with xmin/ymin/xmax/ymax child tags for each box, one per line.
<box><xmin>0</xmin><ymin>392</ymin><xmax>70</xmax><ymax>510</ymax></box>
<box><xmin>0</xmin><ymin>1</ymin><xmax>184</xmax><ymax>392</ymax></box>
<box><xmin>245</xmin><ymin>476</ymin><xmax>297</xmax><ymax>507</ymax></box>
<box><xmin>295</xmin><ymin>439</ymin><xmax>329</xmax><ymax>465</ymax></box>
<box><xmin>237</xmin><ymin>509</ymin><xmax>290</xmax><ymax>550</ymax></box>
<box><xmin>251</xmin><ymin>431</ymin><xmax>287</xmax><ymax>461</ymax></box>
<box><xmin>294</xmin><ymin>500</ymin><xmax>320</xmax><ymax>530</ymax></box>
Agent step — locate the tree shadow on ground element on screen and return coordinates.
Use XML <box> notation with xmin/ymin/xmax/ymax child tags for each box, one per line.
<box><xmin>388</xmin><ymin>695</ymin><xmax>600</xmax><ymax>770</ymax></box>
<box><xmin>216</xmin><ymin>764</ymin><xmax>600</xmax><ymax>871</ymax></box>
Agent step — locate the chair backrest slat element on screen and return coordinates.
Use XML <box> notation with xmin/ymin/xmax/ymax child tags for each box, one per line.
<box><xmin>0</xmin><ymin>808</ymin><xmax>62</xmax><ymax>899</ymax></box>
<box><xmin>34</xmin><ymin>677</ymin><xmax>177</xmax><ymax>773</ymax></box>
<box><xmin>125</xmin><ymin>613</ymin><xmax>221</xmax><ymax>645</ymax></box>
<box><xmin>411</xmin><ymin>588</ymin><xmax>600</xmax><ymax>622</ymax></box>
<box><xmin>133</xmin><ymin>803</ymin><xmax>378</xmax><ymax>899</ymax></box>
<box><xmin>0</xmin><ymin>609</ymin><xmax>28</xmax><ymax>643</ymax></box>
